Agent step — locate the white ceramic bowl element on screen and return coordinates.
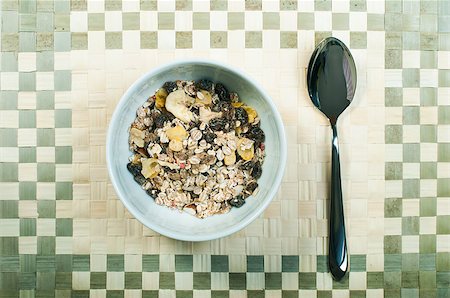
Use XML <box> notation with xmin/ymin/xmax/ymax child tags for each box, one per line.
<box><xmin>107</xmin><ymin>59</ymin><xmax>287</xmax><ymax>241</ymax></box>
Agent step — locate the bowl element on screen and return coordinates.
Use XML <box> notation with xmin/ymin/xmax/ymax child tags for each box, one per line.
<box><xmin>107</xmin><ymin>59</ymin><xmax>287</xmax><ymax>241</ymax></box>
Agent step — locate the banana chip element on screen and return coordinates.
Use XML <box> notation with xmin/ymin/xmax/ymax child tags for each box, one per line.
<box><xmin>166</xmin><ymin>125</ymin><xmax>188</xmax><ymax>141</ymax></box>
<box><xmin>232</xmin><ymin>102</ymin><xmax>244</xmax><ymax>108</ymax></box>
<box><xmin>165</xmin><ymin>89</ymin><xmax>195</xmax><ymax>123</ymax></box>
<box><xmin>237</xmin><ymin>138</ymin><xmax>254</xmax><ymax>161</ymax></box>
<box><xmin>243</xmin><ymin>106</ymin><xmax>258</xmax><ymax>123</ymax></box>
<box><xmin>155</xmin><ymin>88</ymin><xmax>168</xmax><ymax>109</ymax></box>
<box><xmin>141</xmin><ymin>158</ymin><xmax>160</xmax><ymax>179</ymax></box>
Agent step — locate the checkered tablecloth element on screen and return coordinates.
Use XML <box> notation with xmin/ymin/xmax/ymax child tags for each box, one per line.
<box><xmin>0</xmin><ymin>0</ymin><xmax>449</xmax><ymax>296</ymax></box>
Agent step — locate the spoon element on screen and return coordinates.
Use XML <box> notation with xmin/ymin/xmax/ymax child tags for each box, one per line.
<box><xmin>306</xmin><ymin>37</ymin><xmax>357</xmax><ymax>280</ymax></box>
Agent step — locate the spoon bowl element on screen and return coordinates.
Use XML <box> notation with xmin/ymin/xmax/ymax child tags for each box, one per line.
<box><xmin>306</xmin><ymin>37</ymin><xmax>357</xmax><ymax>280</ymax></box>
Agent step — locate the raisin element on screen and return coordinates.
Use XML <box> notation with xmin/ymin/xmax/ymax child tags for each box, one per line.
<box><xmin>203</xmin><ymin>131</ymin><xmax>216</xmax><ymax>143</ymax></box>
<box><xmin>235</xmin><ymin>107</ymin><xmax>248</xmax><ymax>125</ymax></box>
<box><xmin>154</xmin><ymin>113</ymin><xmax>168</xmax><ymax>128</ymax></box>
<box><xmin>127</xmin><ymin>162</ymin><xmax>142</xmax><ymax>176</ymax></box>
<box><xmin>240</xmin><ymin>161</ymin><xmax>254</xmax><ymax>171</ymax></box>
<box><xmin>251</xmin><ymin>162</ymin><xmax>262</xmax><ymax>179</ymax></box>
<box><xmin>220</xmin><ymin>102</ymin><xmax>234</xmax><ymax>120</ymax></box>
<box><xmin>195</xmin><ymin>79</ymin><xmax>213</xmax><ymax>92</ymax></box>
<box><xmin>245</xmin><ymin>182</ymin><xmax>258</xmax><ymax>194</ymax></box>
<box><xmin>247</xmin><ymin>126</ymin><xmax>265</xmax><ymax>143</ymax></box>
<box><xmin>162</xmin><ymin>81</ymin><xmax>178</xmax><ymax>93</ymax></box>
<box><xmin>134</xmin><ymin>174</ymin><xmax>146</xmax><ymax>185</ymax></box>
<box><xmin>229</xmin><ymin>195</ymin><xmax>245</xmax><ymax>208</ymax></box>
<box><xmin>209</xmin><ymin>118</ymin><xmax>227</xmax><ymax>131</ymax></box>
<box><xmin>127</xmin><ymin>162</ymin><xmax>146</xmax><ymax>185</ymax></box>
<box><xmin>215</xmin><ymin>83</ymin><xmax>230</xmax><ymax>102</ymax></box>
<box><xmin>163</xmin><ymin>109</ymin><xmax>176</xmax><ymax>121</ymax></box>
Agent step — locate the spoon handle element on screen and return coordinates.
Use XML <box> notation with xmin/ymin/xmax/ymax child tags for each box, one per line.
<box><xmin>329</xmin><ymin>124</ymin><xmax>348</xmax><ymax>280</ymax></box>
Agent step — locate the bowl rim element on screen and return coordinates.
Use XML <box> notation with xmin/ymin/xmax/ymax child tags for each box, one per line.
<box><xmin>106</xmin><ymin>58</ymin><xmax>287</xmax><ymax>241</ymax></box>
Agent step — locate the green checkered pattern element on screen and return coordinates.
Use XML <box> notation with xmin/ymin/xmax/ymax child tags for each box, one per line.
<box><xmin>383</xmin><ymin>0</ymin><xmax>450</xmax><ymax>297</ymax></box>
<box><xmin>1</xmin><ymin>0</ymin><xmax>449</xmax><ymax>296</ymax></box>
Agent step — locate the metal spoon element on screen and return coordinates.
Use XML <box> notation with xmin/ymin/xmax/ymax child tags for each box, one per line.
<box><xmin>306</xmin><ymin>37</ymin><xmax>357</xmax><ymax>280</ymax></box>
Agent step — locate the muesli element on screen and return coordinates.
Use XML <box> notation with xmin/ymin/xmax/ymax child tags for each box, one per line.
<box><xmin>127</xmin><ymin>80</ymin><xmax>266</xmax><ymax>218</ymax></box>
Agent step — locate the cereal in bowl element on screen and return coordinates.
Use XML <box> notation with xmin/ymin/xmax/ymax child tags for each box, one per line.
<box><xmin>127</xmin><ymin>80</ymin><xmax>266</xmax><ymax>218</ymax></box>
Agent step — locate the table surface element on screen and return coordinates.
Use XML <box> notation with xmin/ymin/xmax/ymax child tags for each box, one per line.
<box><xmin>0</xmin><ymin>0</ymin><xmax>449</xmax><ymax>296</ymax></box>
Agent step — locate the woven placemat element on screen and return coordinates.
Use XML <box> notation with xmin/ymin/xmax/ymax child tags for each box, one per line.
<box><xmin>0</xmin><ymin>0</ymin><xmax>449</xmax><ymax>296</ymax></box>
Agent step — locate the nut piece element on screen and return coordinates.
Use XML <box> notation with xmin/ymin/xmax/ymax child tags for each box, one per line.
<box><xmin>237</xmin><ymin>138</ymin><xmax>254</xmax><ymax>161</ymax></box>
<box><xmin>130</xmin><ymin>127</ymin><xmax>145</xmax><ymax>147</ymax></box>
<box><xmin>166</xmin><ymin>125</ymin><xmax>188</xmax><ymax>141</ymax></box>
<box><xmin>165</xmin><ymin>89</ymin><xmax>195</xmax><ymax>123</ymax></box>
<box><xmin>224</xmin><ymin>152</ymin><xmax>236</xmax><ymax>165</ymax></box>
<box><xmin>141</xmin><ymin>158</ymin><xmax>160</xmax><ymax>179</ymax></box>
<box><xmin>169</xmin><ymin>139</ymin><xmax>183</xmax><ymax>152</ymax></box>
<box><xmin>155</xmin><ymin>88</ymin><xmax>168</xmax><ymax>108</ymax></box>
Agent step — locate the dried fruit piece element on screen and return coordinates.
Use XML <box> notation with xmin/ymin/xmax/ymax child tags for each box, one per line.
<box><xmin>224</xmin><ymin>152</ymin><xmax>236</xmax><ymax>165</ymax></box>
<box><xmin>247</xmin><ymin>126</ymin><xmax>265</xmax><ymax>143</ymax></box>
<box><xmin>232</xmin><ymin>102</ymin><xmax>243</xmax><ymax>108</ymax></box>
<box><xmin>169</xmin><ymin>139</ymin><xmax>183</xmax><ymax>152</ymax></box>
<box><xmin>203</xmin><ymin>131</ymin><xmax>216</xmax><ymax>143</ymax></box>
<box><xmin>155</xmin><ymin>88</ymin><xmax>168</xmax><ymax>108</ymax></box>
<box><xmin>229</xmin><ymin>195</ymin><xmax>245</xmax><ymax>207</ymax></box>
<box><xmin>215</xmin><ymin>83</ymin><xmax>230</xmax><ymax>102</ymax></box>
<box><xmin>162</xmin><ymin>81</ymin><xmax>178</xmax><ymax>93</ymax></box>
<box><xmin>235</xmin><ymin>107</ymin><xmax>248</xmax><ymax>125</ymax></box>
<box><xmin>195</xmin><ymin>79</ymin><xmax>213</xmax><ymax>92</ymax></box>
<box><xmin>237</xmin><ymin>138</ymin><xmax>254</xmax><ymax>161</ymax></box>
<box><xmin>130</xmin><ymin>127</ymin><xmax>145</xmax><ymax>147</ymax></box>
<box><xmin>127</xmin><ymin>162</ymin><xmax>142</xmax><ymax>176</ymax></box>
<box><xmin>209</xmin><ymin>118</ymin><xmax>227</xmax><ymax>131</ymax></box>
<box><xmin>244</xmin><ymin>181</ymin><xmax>258</xmax><ymax>196</ymax></box>
<box><xmin>141</xmin><ymin>158</ymin><xmax>160</xmax><ymax>179</ymax></box>
<box><xmin>242</xmin><ymin>106</ymin><xmax>258</xmax><ymax>123</ymax></box>
<box><xmin>251</xmin><ymin>161</ymin><xmax>262</xmax><ymax>179</ymax></box>
<box><xmin>195</xmin><ymin>90</ymin><xmax>212</xmax><ymax>106</ymax></box>
<box><xmin>165</xmin><ymin>89</ymin><xmax>195</xmax><ymax>123</ymax></box>
<box><xmin>166</xmin><ymin>125</ymin><xmax>188</xmax><ymax>141</ymax></box>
